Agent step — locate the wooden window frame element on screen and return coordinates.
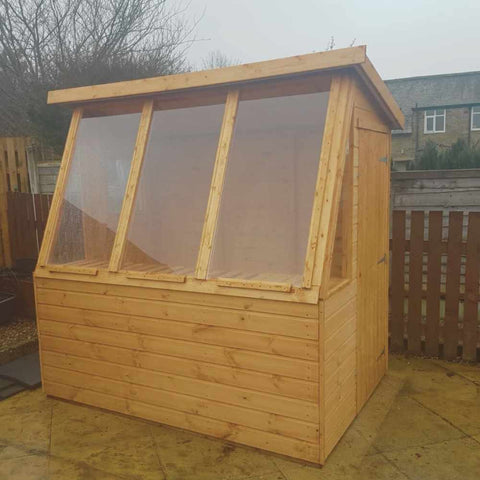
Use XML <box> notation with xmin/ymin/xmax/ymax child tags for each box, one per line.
<box><xmin>37</xmin><ymin>107</ymin><xmax>83</xmax><ymax>268</ymax></box>
<box><xmin>37</xmin><ymin>72</ymin><xmax>354</xmax><ymax>304</ymax></box>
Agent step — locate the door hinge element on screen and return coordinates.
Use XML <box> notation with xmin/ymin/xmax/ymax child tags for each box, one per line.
<box><xmin>379</xmin><ymin>156</ymin><xmax>388</xmax><ymax>163</ymax></box>
<box><xmin>377</xmin><ymin>254</ymin><xmax>386</xmax><ymax>264</ymax></box>
<box><xmin>377</xmin><ymin>347</ymin><xmax>386</xmax><ymax>361</ymax></box>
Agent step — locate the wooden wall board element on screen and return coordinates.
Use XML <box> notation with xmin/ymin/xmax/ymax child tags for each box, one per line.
<box><xmin>36</xmin><ymin>275</ymin><xmax>322</xmax><ymax>464</ymax></box>
<box><xmin>321</xmin><ymin>280</ymin><xmax>357</xmax><ymax>458</ymax></box>
<box><xmin>33</xmin><ymin>276</ymin><xmax>317</xmax><ymax>319</ymax></box>
<box><xmin>35</xmin><ymin>267</ymin><xmax>320</xmax><ymax>304</ymax></box>
<box><xmin>44</xmin><ymin>380</ymin><xmax>320</xmax><ymax>462</ymax></box>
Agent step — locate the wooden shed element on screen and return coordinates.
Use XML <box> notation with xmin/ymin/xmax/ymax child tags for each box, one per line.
<box><xmin>34</xmin><ymin>46</ymin><xmax>404</xmax><ymax>464</ymax></box>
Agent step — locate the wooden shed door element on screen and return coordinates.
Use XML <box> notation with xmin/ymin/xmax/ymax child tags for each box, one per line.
<box><xmin>356</xmin><ymin>115</ymin><xmax>390</xmax><ymax>411</ymax></box>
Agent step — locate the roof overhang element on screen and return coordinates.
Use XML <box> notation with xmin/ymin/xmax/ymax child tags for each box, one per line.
<box><xmin>47</xmin><ymin>46</ymin><xmax>404</xmax><ymax>130</ymax></box>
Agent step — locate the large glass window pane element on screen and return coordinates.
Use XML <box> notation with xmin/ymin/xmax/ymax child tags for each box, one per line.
<box><xmin>435</xmin><ymin>115</ymin><xmax>445</xmax><ymax>132</ymax></box>
<box><xmin>426</xmin><ymin>116</ymin><xmax>434</xmax><ymax>132</ymax></box>
<box><xmin>122</xmin><ymin>103</ymin><xmax>224</xmax><ymax>274</ymax></box>
<box><xmin>209</xmin><ymin>91</ymin><xmax>330</xmax><ymax>286</ymax></box>
<box><xmin>49</xmin><ymin>113</ymin><xmax>140</xmax><ymax>266</ymax></box>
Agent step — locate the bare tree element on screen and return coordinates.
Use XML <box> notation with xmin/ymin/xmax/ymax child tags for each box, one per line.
<box><xmin>325</xmin><ymin>36</ymin><xmax>335</xmax><ymax>51</ymax></box>
<box><xmin>201</xmin><ymin>50</ymin><xmax>240</xmax><ymax>70</ymax></box>
<box><xmin>0</xmin><ymin>0</ymin><xmax>197</xmax><ymax>149</ymax></box>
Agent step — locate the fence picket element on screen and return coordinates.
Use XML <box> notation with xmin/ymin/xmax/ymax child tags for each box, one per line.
<box><xmin>425</xmin><ymin>211</ymin><xmax>442</xmax><ymax>357</ymax></box>
<box><xmin>407</xmin><ymin>211</ymin><xmax>424</xmax><ymax>354</ymax></box>
<box><xmin>443</xmin><ymin>212</ymin><xmax>463</xmax><ymax>360</ymax></box>
<box><xmin>390</xmin><ymin>210</ymin><xmax>406</xmax><ymax>351</ymax></box>
<box><xmin>463</xmin><ymin>212</ymin><xmax>480</xmax><ymax>361</ymax></box>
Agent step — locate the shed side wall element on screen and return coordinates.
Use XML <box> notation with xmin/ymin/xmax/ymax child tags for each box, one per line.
<box><xmin>35</xmin><ymin>276</ymin><xmax>321</xmax><ymax>463</ymax></box>
<box><xmin>322</xmin><ymin>280</ymin><xmax>357</xmax><ymax>458</ymax></box>
<box><xmin>353</xmin><ymin>83</ymin><xmax>391</xmax><ymax>411</ymax></box>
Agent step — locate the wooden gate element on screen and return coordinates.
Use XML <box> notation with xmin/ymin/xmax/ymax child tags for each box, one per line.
<box><xmin>390</xmin><ymin>209</ymin><xmax>480</xmax><ymax>361</ymax></box>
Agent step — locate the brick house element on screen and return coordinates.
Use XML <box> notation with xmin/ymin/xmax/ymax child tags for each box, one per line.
<box><xmin>385</xmin><ymin>71</ymin><xmax>480</xmax><ymax>170</ymax></box>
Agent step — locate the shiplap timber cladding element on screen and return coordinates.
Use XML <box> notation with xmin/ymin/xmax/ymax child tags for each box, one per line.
<box><xmin>34</xmin><ymin>47</ymin><xmax>403</xmax><ymax>465</ymax></box>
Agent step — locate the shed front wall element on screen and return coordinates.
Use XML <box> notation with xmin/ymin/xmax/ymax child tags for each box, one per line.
<box><xmin>35</xmin><ymin>275</ymin><xmax>322</xmax><ymax>463</ymax></box>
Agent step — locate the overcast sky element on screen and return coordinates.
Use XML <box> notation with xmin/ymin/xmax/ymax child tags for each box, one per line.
<box><xmin>183</xmin><ymin>0</ymin><xmax>480</xmax><ymax>79</ymax></box>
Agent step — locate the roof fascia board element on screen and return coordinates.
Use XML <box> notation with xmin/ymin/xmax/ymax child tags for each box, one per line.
<box><xmin>48</xmin><ymin>46</ymin><xmax>366</xmax><ymax>106</ymax></box>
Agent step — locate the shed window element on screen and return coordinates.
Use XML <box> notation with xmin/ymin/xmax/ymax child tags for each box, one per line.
<box><xmin>424</xmin><ymin>109</ymin><xmax>445</xmax><ymax>133</ymax></box>
<box><xmin>471</xmin><ymin>106</ymin><xmax>480</xmax><ymax>130</ymax></box>
<box><xmin>209</xmin><ymin>92</ymin><xmax>330</xmax><ymax>286</ymax></box>
<box><xmin>49</xmin><ymin>113</ymin><xmax>140</xmax><ymax>265</ymax></box>
<box><xmin>123</xmin><ymin>102</ymin><xmax>225</xmax><ymax>274</ymax></box>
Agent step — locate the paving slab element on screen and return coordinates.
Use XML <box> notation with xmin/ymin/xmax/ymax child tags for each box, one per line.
<box><xmin>50</xmin><ymin>400</ymin><xmax>165</xmax><ymax>480</ymax></box>
<box><xmin>0</xmin><ymin>390</ymin><xmax>51</xmax><ymax>461</ymax></box>
<box><xmin>431</xmin><ymin>360</ymin><xmax>480</xmax><ymax>385</ymax></box>
<box><xmin>151</xmin><ymin>423</ymin><xmax>279</xmax><ymax>480</ymax></box>
<box><xmin>384</xmin><ymin>437</ymin><xmax>480</xmax><ymax>480</ymax></box>
<box><xmin>371</xmin><ymin>395</ymin><xmax>465</xmax><ymax>453</ymax></box>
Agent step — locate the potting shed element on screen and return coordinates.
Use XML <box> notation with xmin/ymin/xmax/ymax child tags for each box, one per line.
<box><xmin>34</xmin><ymin>46</ymin><xmax>404</xmax><ymax>464</ymax></box>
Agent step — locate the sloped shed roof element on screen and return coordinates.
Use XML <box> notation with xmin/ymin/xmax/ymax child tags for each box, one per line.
<box><xmin>48</xmin><ymin>46</ymin><xmax>404</xmax><ymax>130</ymax></box>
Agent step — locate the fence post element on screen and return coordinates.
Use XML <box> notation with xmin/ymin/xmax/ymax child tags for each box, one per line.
<box><xmin>0</xmin><ymin>192</ymin><xmax>13</xmax><ymax>268</ymax></box>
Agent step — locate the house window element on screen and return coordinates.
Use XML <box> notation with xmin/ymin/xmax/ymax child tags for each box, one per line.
<box><xmin>471</xmin><ymin>106</ymin><xmax>480</xmax><ymax>130</ymax></box>
<box><xmin>424</xmin><ymin>109</ymin><xmax>446</xmax><ymax>133</ymax></box>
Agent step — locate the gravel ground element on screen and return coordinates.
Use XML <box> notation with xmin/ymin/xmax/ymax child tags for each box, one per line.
<box><xmin>0</xmin><ymin>317</ymin><xmax>38</xmax><ymax>365</ymax></box>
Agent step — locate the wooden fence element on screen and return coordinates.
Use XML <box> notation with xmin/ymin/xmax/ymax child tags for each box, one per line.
<box><xmin>390</xmin><ymin>209</ymin><xmax>480</xmax><ymax>361</ymax></box>
<box><xmin>0</xmin><ymin>137</ymin><xmax>30</xmax><ymax>193</ymax></box>
<box><xmin>391</xmin><ymin>169</ymin><xmax>480</xmax><ymax>212</ymax></box>
<box><xmin>0</xmin><ymin>192</ymin><xmax>52</xmax><ymax>269</ymax></box>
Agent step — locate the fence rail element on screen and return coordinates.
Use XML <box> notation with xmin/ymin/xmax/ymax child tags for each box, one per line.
<box><xmin>0</xmin><ymin>192</ymin><xmax>52</xmax><ymax>269</ymax></box>
<box><xmin>390</xmin><ymin>209</ymin><xmax>480</xmax><ymax>361</ymax></box>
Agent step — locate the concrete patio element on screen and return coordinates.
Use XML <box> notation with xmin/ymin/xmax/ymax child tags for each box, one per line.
<box><xmin>0</xmin><ymin>355</ymin><xmax>479</xmax><ymax>480</ymax></box>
